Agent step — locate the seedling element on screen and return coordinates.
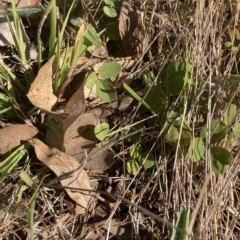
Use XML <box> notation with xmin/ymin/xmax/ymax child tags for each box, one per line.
<box><xmin>86</xmin><ymin>61</ymin><xmax>122</xmax><ymax>101</ymax></box>
<box><xmin>126</xmin><ymin>143</ymin><xmax>155</xmax><ymax>175</ymax></box>
<box><xmin>103</xmin><ymin>0</ymin><xmax>118</xmax><ymax>18</ymax></box>
<box><xmin>0</xmin><ymin>143</ymin><xmax>30</xmax><ymax>183</ymax></box>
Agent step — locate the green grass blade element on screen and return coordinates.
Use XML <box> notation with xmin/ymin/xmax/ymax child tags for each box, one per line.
<box><xmin>123</xmin><ymin>82</ymin><xmax>156</xmax><ymax>115</ymax></box>
<box><xmin>56</xmin><ymin>0</ymin><xmax>76</xmax><ymax>54</ymax></box>
<box><xmin>20</xmin><ymin>171</ymin><xmax>38</xmax><ymax>189</ymax></box>
<box><xmin>12</xmin><ymin>183</ymin><xmax>24</xmax><ymax>213</ymax></box>
<box><xmin>49</xmin><ymin>0</ymin><xmax>57</xmax><ymax>58</ymax></box>
<box><xmin>170</xmin><ymin>204</ymin><xmax>189</xmax><ymax>240</ymax></box>
<box><xmin>37</xmin><ymin>0</ymin><xmax>55</xmax><ymax>69</ymax></box>
<box><xmin>27</xmin><ymin>190</ymin><xmax>39</xmax><ymax>240</ymax></box>
<box><xmin>10</xmin><ymin>0</ymin><xmax>26</xmax><ymax>63</ymax></box>
<box><xmin>8</xmin><ymin>0</ymin><xmax>30</xmax><ymax>86</ymax></box>
<box><xmin>0</xmin><ymin>6</ymin><xmax>44</xmax><ymax>16</ymax></box>
<box><xmin>0</xmin><ymin>143</ymin><xmax>30</xmax><ymax>183</ymax></box>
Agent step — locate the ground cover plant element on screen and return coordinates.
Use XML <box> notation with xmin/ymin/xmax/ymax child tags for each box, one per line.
<box><xmin>1</xmin><ymin>0</ymin><xmax>240</xmax><ymax>239</ymax></box>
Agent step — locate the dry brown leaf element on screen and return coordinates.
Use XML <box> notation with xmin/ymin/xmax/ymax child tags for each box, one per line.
<box><xmin>83</xmin><ymin>148</ymin><xmax>114</xmax><ymax>170</ymax></box>
<box><xmin>58</xmin><ymin>56</ymin><xmax>101</xmax><ymax>98</ymax></box>
<box><xmin>64</xmin><ymin>111</ymin><xmax>100</xmax><ymax>147</ymax></box>
<box><xmin>45</xmin><ymin>125</ymin><xmax>63</xmax><ymax>150</ymax></box>
<box><xmin>29</xmin><ymin>138</ymin><xmax>93</xmax><ymax>210</ymax></box>
<box><xmin>27</xmin><ymin>56</ymin><xmax>58</xmax><ymax>111</ymax></box>
<box><xmin>27</xmin><ymin>47</ymin><xmax>75</xmax><ymax>119</ymax></box>
<box><xmin>118</xmin><ymin>0</ymin><xmax>142</xmax><ymax>57</ymax></box>
<box><xmin>63</xmin><ymin>110</ymin><xmax>114</xmax><ymax>170</ymax></box>
<box><xmin>46</xmin><ymin>109</ymin><xmax>114</xmax><ymax>170</ymax></box>
<box><xmin>0</xmin><ymin>124</ymin><xmax>38</xmax><ymax>155</ymax></box>
<box><xmin>60</xmin><ymin>77</ymin><xmax>86</xmax><ymax>132</ymax></box>
<box><xmin>17</xmin><ymin>0</ymin><xmax>39</xmax><ymax>8</ymax></box>
<box><xmin>27</xmin><ymin>48</ymin><xmax>100</xmax><ymax>120</ymax></box>
<box><xmin>0</xmin><ymin>16</ymin><xmax>16</xmax><ymax>46</ymax></box>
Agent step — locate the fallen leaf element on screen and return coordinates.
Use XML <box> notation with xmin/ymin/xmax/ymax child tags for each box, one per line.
<box><xmin>0</xmin><ymin>16</ymin><xmax>15</xmax><ymax>46</ymax></box>
<box><xmin>83</xmin><ymin>148</ymin><xmax>114</xmax><ymax>170</ymax></box>
<box><xmin>27</xmin><ymin>47</ymin><xmax>100</xmax><ymax>120</ymax></box>
<box><xmin>58</xmin><ymin>56</ymin><xmax>101</xmax><ymax>99</ymax></box>
<box><xmin>46</xmin><ymin>109</ymin><xmax>114</xmax><ymax>170</ymax></box>
<box><xmin>0</xmin><ymin>124</ymin><xmax>38</xmax><ymax>155</ymax></box>
<box><xmin>27</xmin><ymin>56</ymin><xmax>58</xmax><ymax>111</ymax></box>
<box><xmin>60</xmin><ymin>76</ymin><xmax>86</xmax><ymax>132</ymax></box>
<box><xmin>27</xmin><ymin>47</ymin><xmax>75</xmax><ymax>119</ymax></box>
<box><xmin>29</xmin><ymin>138</ymin><xmax>93</xmax><ymax>210</ymax></box>
<box><xmin>117</xmin><ymin>0</ymin><xmax>142</xmax><ymax>57</ymax></box>
<box><xmin>26</xmin><ymin>54</ymin><xmax>71</xmax><ymax>121</ymax></box>
<box><xmin>64</xmin><ymin>111</ymin><xmax>99</xmax><ymax>149</ymax></box>
<box><xmin>63</xmin><ymin>110</ymin><xmax>114</xmax><ymax>170</ymax></box>
<box><xmin>45</xmin><ymin>125</ymin><xmax>63</xmax><ymax>150</ymax></box>
<box><xmin>17</xmin><ymin>0</ymin><xmax>39</xmax><ymax>8</ymax></box>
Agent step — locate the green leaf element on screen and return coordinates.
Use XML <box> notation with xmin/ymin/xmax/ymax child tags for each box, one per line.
<box><xmin>211</xmin><ymin>158</ymin><xmax>228</xmax><ymax>174</ymax></box>
<box><xmin>166</xmin><ymin>61</ymin><xmax>189</xmax><ymax>96</ymax></box>
<box><xmin>96</xmin><ymin>131</ymin><xmax>118</xmax><ymax>148</ymax></box>
<box><xmin>139</xmin><ymin>152</ymin><xmax>155</xmax><ymax>169</ymax></box>
<box><xmin>165</xmin><ymin>115</ymin><xmax>192</xmax><ymax>148</ymax></box>
<box><xmin>224</xmin><ymin>104</ymin><xmax>236</xmax><ymax>126</ymax></box>
<box><xmin>70</xmin><ymin>17</ymin><xmax>84</xmax><ymax>27</ymax></box>
<box><xmin>224</xmin><ymin>41</ymin><xmax>232</xmax><ymax>48</ymax></box>
<box><xmin>0</xmin><ymin>206</ymin><xmax>4</xmax><ymax>217</ymax></box>
<box><xmin>96</xmin><ymin>79</ymin><xmax>115</xmax><ymax>101</ymax></box>
<box><xmin>129</xmin><ymin>144</ymin><xmax>142</xmax><ymax>159</ymax></box>
<box><xmin>165</xmin><ymin>126</ymin><xmax>179</xmax><ymax>143</ymax></box>
<box><xmin>0</xmin><ymin>93</ymin><xmax>11</xmax><ymax>102</ymax></box>
<box><xmin>200</xmin><ymin>120</ymin><xmax>227</xmax><ymax>144</ymax></box>
<box><xmin>126</xmin><ymin>122</ymin><xmax>145</xmax><ymax>142</ymax></box>
<box><xmin>105</xmin><ymin>23</ymin><xmax>120</xmax><ymax>41</ymax></box>
<box><xmin>226</xmin><ymin>131</ymin><xmax>234</xmax><ymax>145</ymax></box>
<box><xmin>98</xmin><ymin>61</ymin><xmax>122</xmax><ymax>79</ymax></box>
<box><xmin>170</xmin><ymin>204</ymin><xmax>189</xmax><ymax>240</ymax></box>
<box><xmin>142</xmin><ymin>71</ymin><xmax>155</xmax><ymax>87</ymax></box>
<box><xmin>210</xmin><ymin>146</ymin><xmax>233</xmax><ymax>165</ymax></box>
<box><xmin>94</xmin><ymin>123</ymin><xmax>110</xmax><ymax>141</ymax></box>
<box><xmin>188</xmin><ymin>137</ymin><xmax>205</xmax><ymax>162</ymax></box>
<box><xmin>70</xmin><ymin>18</ymin><xmax>101</xmax><ymax>47</ymax></box>
<box><xmin>45</xmin><ymin>119</ymin><xmax>63</xmax><ymax>135</ymax></box>
<box><xmin>233</xmin><ymin>123</ymin><xmax>240</xmax><ymax>137</ymax></box>
<box><xmin>103</xmin><ymin>6</ymin><xmax>117</xmax><ymax>17</ymax></box>
<box><xmin>223</xmin><ymin>75</ymin><xmax>240</xmax><ymax>102</ymax></box>
<box><xmin>86</xmin><ymin>72</ymin><xmax>98</xmax><ymax>89</ymax></box>
<box><xmin>104</xmin><ymin>0</ymin><xmax>115</xmax><ymax>5</ymax></box>
<box><xmin>126</xmin><ymin>160</ymin><xmax>140</xmax><ymax>175</ymax></box>
<box><xmin>85</xmin><ymin>25</ymin><xmax>101</xmax><ymax>47</ymax></box>
<box><xmin>143</xmin><ymin>85</ymin><xmax>168</xmax><ymax>113</ymax></box>
<box><xmin>20</xmin><ymin>171</ymin><xmax>37</xmax><ymax>189</ymax></box>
